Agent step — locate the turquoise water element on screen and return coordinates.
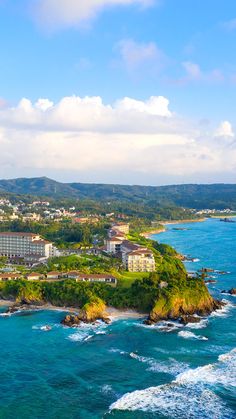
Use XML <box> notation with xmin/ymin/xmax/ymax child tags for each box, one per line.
<box><xmin>0</xmin><ymin>218</ymin><xmax>235</xmax><ymax>418</ymax></box>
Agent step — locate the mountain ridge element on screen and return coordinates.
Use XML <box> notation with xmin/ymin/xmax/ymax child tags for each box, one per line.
<box><xmin>0</xmin><ymin>176</ymin><xmax>235</xmax><ymax>209</ymax></box>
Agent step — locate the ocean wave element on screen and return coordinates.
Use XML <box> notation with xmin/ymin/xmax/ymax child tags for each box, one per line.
<box><xmin>129</xmin><ymin>352</ymin><xmax>188</xmax><ymax>376</ymax></box>
<box><xmin>108</xmin><ymin>348</ymin><xmax>127</xmax><ymax>355</ymax></box>
<box><xmin>110</xmin><ymin>384</ymin><xmax>233</xmax><ymax>418</ymax></box>
<box><xmin>110</xmin><ymin>348</ymin><xmax>236</xmax><ymax>417</ymax></box>
<box><xmin>137</xmin><ymin>320</ymin><xmax>183</xmax><ymax>333</ymax></box>
<box><xmin>176</xmin><ymin>348</ymin><xmax>236</xmax><ymax>388</ymax></box>
<box><xmin>101</xmin><ymin>384</ymin><xmax>113</xmax><ymax>395</ymax></box>
<box><xmin>210</xmin><ymin>300</ymin><xmax>235</xmax><ymax>318</ymax></box>
<box><xmin>178</xmin><ymin>330</ymin><xmax>208</xmax><ymax>340</ymax></box>
<box><xmin>185</xmin><ymin>319</ymin><xmax>208</xmax><ymax>329</ymax></box>
<box><xmin>66</xmin><ymin>320</ymin><xmax>108</xmax><ymax>342</ymax></box>
<box><xmin>67</xmin><ymin>331</ymin><xmax>91</xmax><ymax>342</ymax></box>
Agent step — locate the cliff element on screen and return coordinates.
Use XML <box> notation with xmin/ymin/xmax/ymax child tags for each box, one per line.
<box><xmin>147</xmin><ymin>282</ymin><xmax>223</xmax><ymax>324</ymax></box>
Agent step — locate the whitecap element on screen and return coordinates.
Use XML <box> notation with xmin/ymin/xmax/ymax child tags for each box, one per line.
<box><xmin>210</xmin><ymin>300</ymin><xmax>234</xmax><ymax>318</ymax></box>
<box><xmin>108</xmin><ymin>348</ymin><xmax>127</xmax><ymax>355</ymax></box>
<box><xmin>67</xmin><ymin>331</ymin><xmax>90</xmax><ymax>342</ymax></box>
<box><xmin>155</xmin><ymin>321</ymin><xmax>183</xmax><ymax>332</ymax></box>
<box><xmin>101</xmin><ymin>384</ymin><xmax>113</xmax><ymax>394</ymax></box>
<box><xmin>186</xmin><ymin>319</ymin><xmax>208</xmax><ymax>329</ymax></box>
<box><xmin>178</xmin><ymin>331</ymin><xmax>208</xmax><ymax>340</ymax></box>
<box><xmin>176</xmin><ymin>348</ymin><xmax>236</xmax><ymax>388</ymax></box>
<box><xmin>110</xmin><ymin>384</ymin><xmax>232</xmax><ymax>418</ymax></box>
<box><xmin>129</xmin><ymin>352</ymin><xmax>188</xmax><ymax>376</ymax></box>
<box><xmin>111</xmin><ymin>348</ymin><xmax>236</xmax><ymax>417</ymax></box>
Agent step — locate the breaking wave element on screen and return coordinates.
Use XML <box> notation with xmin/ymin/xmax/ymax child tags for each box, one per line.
<box><xmin>110</xmin><ymin>348</ymin><xmax>236</xmax><ymax>418</ymax></box>
<box><xmin>178</xmin><ymin>330</ymin><xmax>208</xmax><ymax>340</ymax></box>
<box><xmin>129</xmin><ymin>352</ymin><xmax>188</xmax><ymax>376</ymax></box>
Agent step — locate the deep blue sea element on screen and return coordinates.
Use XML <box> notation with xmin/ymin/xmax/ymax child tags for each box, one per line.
<box><xmin>0</xmin><ymin>218</ymin><xmax>235</xmax><ymax>419</ymax></box>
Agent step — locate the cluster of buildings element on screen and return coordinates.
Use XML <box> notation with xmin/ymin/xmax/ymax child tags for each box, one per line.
<box><xmin>195</xmin><ymin>208</ymin><xmax>235</xmax><ymax>215</ymax></box>
<box><xmin>0</xmin><ymin>271</ymin><xmax>117</xmax><ymax>285</ymax></box>
<box><xmin>106</xmin><ymin>223</ymin><xmax>156</xmax><ymax>272</ymax></box>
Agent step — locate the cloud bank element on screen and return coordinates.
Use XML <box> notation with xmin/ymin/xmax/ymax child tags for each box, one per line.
<box><xmin>0</xmin><ymin>95</ymin><xmax>235</xmax><ymax>184</ymax></box>
<box><xmin>32</xmin><ymin>0</ymin><xmax>155</xmax><ymax>30</ymax></box>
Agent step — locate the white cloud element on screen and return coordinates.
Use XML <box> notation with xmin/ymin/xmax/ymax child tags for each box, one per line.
<box><xmin>181</xmin><ymin>61</ymin><xmax>224</xmax><ymax>84</ymax></box>
<box><xmin>115</xmin><ymin>96</ymin><xmax>171</xmax><ymax>116</ymax></box>
<box><xmin>32</xmin><ymin>0</ymin><xmax>155</xmax><ymax>30</ymax></box>
<box><xmin>115</xmin><ymin>39</ymin><xmax>166</xmax><ymax>72</ymax></box>
<box><xmin>0</xmin><ymin>94</ymin><xmax>235</xmax><ymax>184</ymax></box>
<box><xmin>215</xmin><ymin>121</ymin><xmax>234</xmax><ymax>138</ymax></box>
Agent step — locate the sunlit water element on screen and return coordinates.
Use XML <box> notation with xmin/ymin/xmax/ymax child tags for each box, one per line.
<box><xmin>0</xmin><ymin>218</ymin><xmax>235</xmax><ymax>418</ymax></box>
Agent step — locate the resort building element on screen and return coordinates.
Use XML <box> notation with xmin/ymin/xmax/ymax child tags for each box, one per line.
<box><xmin>0</xmin><ymin>273</ymin><xmax>22</xmax><ymax>281</ymax></box>
<box><xmin>76</xmin><ymin>273</ymin><xmax>117</xmax><ymax>285</ymax></box>
<box><xmin>0</xmin><ymin>232</ymin><xmax>56</xmax><ymax>260</ymax></box>
<box><xmin>123</xmin><ymin>248</ymin><xmax>156</xmax><ymax>272</ymax></box>
<box><xmin>46</xmin><ymin>271</ymin><xmax>61</xmax><ymax>280</ymax></box>
<box><xmin>26</xmin><ymin>272</ymin><xmax>44</xmax><ymax>281</ymax></box>
<box><xmin>106</xmin><ymin>237</ymin><xmax>123</xmax><ymax>254</ymax></box>
<box><xmin>111</xmin><ymin>223</ymin><xmax>129</xmax><ymax>235</ymax></box>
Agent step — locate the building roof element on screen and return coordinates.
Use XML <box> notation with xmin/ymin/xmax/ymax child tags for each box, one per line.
<box><xmin>107</xmin><ymin>237</ymin><xmax>123</xmax><ymax>242</ymax></box>
<box><xmin>27</xmin><ymin>272</ymin><xmax>43</xmax><ymax>277</ymax></box>
<box><xmin>67</xmin><ymin>271</ymin><xmax>80</xmax><ymax>276</ymax></box>
<box><xmin>121</xmin><ymin>240</ymin><xmax>140</xmax><ymax>251</ymax></box>
<box><xmin>0</xmin><ymin>273</ymin><xmax>22</xmax><ymax>279</ymax></box>
<box><xmin>32</xmin><ymin>239</ymin><xmax>52</xmax><ymax>245</ymax></box>
<box><xmin>128</xmin><ymin>249</ymin><xmax>154</xmax><ymax>256</ymax></box>
<box><xmin>0</xmin><ymin>232</ymin><xmax>37</xmax><ymax>237</ymax></box>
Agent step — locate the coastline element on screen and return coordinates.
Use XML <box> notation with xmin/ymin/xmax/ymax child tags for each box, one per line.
<box><xmin>0</xmin><ymin>299</ymin><xmax>146</xmax><ymax>321</ymax></box>
<box><xmin>141</xmin><ymin>218</ymin><xmax>206</xmax><ymax>238</ymax></box>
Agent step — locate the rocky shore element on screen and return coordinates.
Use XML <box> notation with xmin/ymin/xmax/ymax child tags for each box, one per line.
<box><xmin>221</xmin><ymin>288</ymin><xmax>236</xmax><ymax>296</ymax></box>
<box><xmin>144</xmin><ymin>296</ymin><xmax>225</xmax><ymax>325</ymax></box>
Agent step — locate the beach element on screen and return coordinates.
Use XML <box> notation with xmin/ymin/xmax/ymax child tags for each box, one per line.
<box><xmin>141</xmin><ymin>218</ymin><xmax>206</xmax><ymax>238</ymax></box>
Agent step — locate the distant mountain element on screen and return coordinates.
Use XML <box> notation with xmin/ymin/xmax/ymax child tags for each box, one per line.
<box><xmin>0</xmin><ymin>177</ymin><xmax>236</xmax><ymax>209</ymax></box>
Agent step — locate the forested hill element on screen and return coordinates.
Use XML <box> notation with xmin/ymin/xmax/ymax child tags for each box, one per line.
<box><xmin>0</xmin><ymin>177</ymin><xmax>236</xmax><ymax>209</ymax></box>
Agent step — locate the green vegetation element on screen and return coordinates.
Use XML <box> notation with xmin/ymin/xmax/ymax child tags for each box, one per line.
<box><xmin>0</xmin><ymin>253</ymin><xmax>215</xmax><ymax>321</ymax></box>
<box><xmin>0</xmin><ymin>176</ymin><xmax>236</xmax><ymax>210</ymax></box>
<box><xmin>0</xmin><ymin>218</ymin><xmax>109</xmax><ymax>247</ymax></box>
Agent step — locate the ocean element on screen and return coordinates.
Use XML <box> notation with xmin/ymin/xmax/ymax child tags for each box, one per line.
<box><xmin>0</xmin><ymin>218</ymin><xmax>235</xmax><ymax>418</ymax></box>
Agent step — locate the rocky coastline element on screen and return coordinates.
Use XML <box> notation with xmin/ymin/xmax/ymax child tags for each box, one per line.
<box><xmin>1</xmin><ymin>294</ymin><xmax>227</xmax><ymax>329</ymax></box>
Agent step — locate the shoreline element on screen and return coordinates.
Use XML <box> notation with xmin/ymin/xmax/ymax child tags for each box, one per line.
<box><xmin>141</xmin><ymin>218</ymin><xmax>206</xmax><ymax>238</ymax></box>
<box><xmin>0</xmin><ymin>299</ymin><xmax>146</xmax><ymax>320</ymax></box>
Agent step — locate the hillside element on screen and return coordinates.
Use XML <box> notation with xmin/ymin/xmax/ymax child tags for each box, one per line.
<box><xmin>0</xmin><ymin>177</ymin><xmax>236</xmax><ymax>209</ymax></box>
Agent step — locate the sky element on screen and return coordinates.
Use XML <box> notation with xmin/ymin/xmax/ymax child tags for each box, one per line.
<box><xmin>0</xmin><ymin>0</ymin><xmax>236</xmax><ymax>185</ymax></box>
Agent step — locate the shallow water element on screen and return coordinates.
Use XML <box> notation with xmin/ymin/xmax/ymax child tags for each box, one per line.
<box><xmin>0</xmin><ymin>218</ymin><xmax>235</xmax><ymax>418</ymax></box>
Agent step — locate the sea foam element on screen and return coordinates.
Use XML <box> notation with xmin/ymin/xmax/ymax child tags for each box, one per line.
<box><xmin>110</xmin><ymin>348</ymin><xmax>236</xmax><ymax>418</ymax></box>
<box><xmin>178</xmin><ymin>330</ymin><xmax>208</xmax><ymax>340</ymax></box>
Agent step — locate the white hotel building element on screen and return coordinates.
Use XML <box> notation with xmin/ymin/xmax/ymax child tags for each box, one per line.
<box><xmin>0</xmin><ymin>232</ymin><xmax>54</xmax><ymax>259</ymax></box>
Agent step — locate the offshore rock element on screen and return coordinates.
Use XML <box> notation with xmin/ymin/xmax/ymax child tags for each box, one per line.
<box><xmin>221</xmin><ymin>288</ymin><xmax>236</xmax><ymax>295</ymax></box>
<box><xmin>180</xmin><ymin>315</ymin><xmax>201</xmax><ymax>325</ymax></box>
<box><xmin>61</xmin><ymin>314</ymin><xmax>81</xmax><ymax>327</ymax></box>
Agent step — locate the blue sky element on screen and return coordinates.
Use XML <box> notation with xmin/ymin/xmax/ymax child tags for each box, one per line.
<box><xmin>0</xmin><ymin>0</ymin><xmax>236</xmax><ymax>184</ymax></box>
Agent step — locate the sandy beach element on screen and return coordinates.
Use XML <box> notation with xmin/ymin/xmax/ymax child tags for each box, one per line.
<box><xmin>141</xmin><ymin>218</ymin><xmax>206</xmax><ymax>238</ymax></box>
<box><xmin>106</xmin><ymin>307</ymin><xmax>147</xmax><ymax>320</ymax></box>
<box><xmin>0</xmin><ymin>299</ymin><xmax>146</xmax><ymax>321</ymax></box>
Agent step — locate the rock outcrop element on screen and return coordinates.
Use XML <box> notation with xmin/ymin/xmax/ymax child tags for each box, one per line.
<box><xmin>221</xmin><ymin>288</ymin><xmax>236</xmax><ymax>295</ymax></box>
<box><xmin>146</xmin><ymin>286</ymin><xmax>225</xmax><ymax>324</ymax></box>
<box><xmin>60</xmin><ymin>297</ymin><xmax>111</xmax><ymax>326</ymax></box>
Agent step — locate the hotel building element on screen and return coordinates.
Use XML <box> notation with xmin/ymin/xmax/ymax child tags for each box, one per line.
<box><xmin>0</xmin><ymin>232</ymin><xmax>54</xmax><ymax>259</ymax></box>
